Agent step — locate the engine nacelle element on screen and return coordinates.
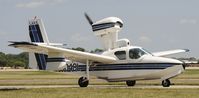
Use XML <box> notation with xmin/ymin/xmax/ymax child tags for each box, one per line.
<box><xmin>92</xmin><ymin>17</ymin><xmax>123</xmax><ymax>35</ymax></box>
<box><xmin>92</xmin><ymin>17</ymin><xmax>124</xmax><ymax>50</ymax></box>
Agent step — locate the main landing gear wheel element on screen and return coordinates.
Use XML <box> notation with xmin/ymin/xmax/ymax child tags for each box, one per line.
<box><xmin>126</xmin><ymin>80</ymin><xmax>136</xmax><ymax>86</ymax></box>
<box><xmin>162</xmin><ymin>79</ymin><xmax>170</xmax><ymax>87</ymax></box>
<box><xmin>78</xmin><ymin>77</ymin><xmax>89</xmax><ymax>87</ymax></box>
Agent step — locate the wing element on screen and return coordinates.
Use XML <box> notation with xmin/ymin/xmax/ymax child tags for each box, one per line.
<box><xmin>152</xmin><ymin>49</ymin><xmax>189</xmax><ymax>57</ymax></box>
<box><xmin>9</xmin><ymin>41</ymin><xmax>116</xmax><ymax>64</ymax></box>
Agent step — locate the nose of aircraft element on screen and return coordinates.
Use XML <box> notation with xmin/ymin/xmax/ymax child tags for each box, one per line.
<box><xmin>143</xmin><ymin>56</ymin><xmax>183</xmax><ymax>64</ymax></box>
<box><xmin>170</xmin><ymin>58</ymin><xmax>186</xmax><ymax>70</ymax></box>
<box><xmin>161</xmin><ymin>57</ymin><xmax>185</xmax><ymax>70</ymax></box>
<box><xmin>141</xmin><ymin>55</ymin><xmax>186</xmax><ymax>70</ymax></box>
<box><xmin>166</xmin><ymin>58</ymin><xmax>183</xmax><ymax>64</ymax></box>
<box><xmin>152</xmin><ymin>56</ymin><xmax>185</xmax><ymax>70</ymax></box>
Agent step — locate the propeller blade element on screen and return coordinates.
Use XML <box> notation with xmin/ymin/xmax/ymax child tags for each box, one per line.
<box><xmin>84</xmin><ymin>13</ymin><xmax>93</xmax><ymax>25</ymax></box>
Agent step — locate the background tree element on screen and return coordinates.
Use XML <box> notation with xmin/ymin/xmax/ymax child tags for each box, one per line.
<box><xmin>72</xmin><ymin>47</ymin><xmax>85</xmax><ymax>52</ymax></box>
<box><xmin>0</xmin><ymin>52</ymin><xmax>28</xmax><ymax>68</ymax></box>
<box><xmin>90</xmin><ymin>48</ymin><xmax>104</xmax><ymax>53</ymax></box>
<box><xmin>0</xmin><ymin>52</ymin><xmax>6</xmax><ymax>67</ymax></box>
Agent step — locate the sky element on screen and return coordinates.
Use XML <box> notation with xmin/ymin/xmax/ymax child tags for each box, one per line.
<box><xmin>0</xmin><ymin>0</ymin><xmax>198</xmax><ymax>58</ymax></box>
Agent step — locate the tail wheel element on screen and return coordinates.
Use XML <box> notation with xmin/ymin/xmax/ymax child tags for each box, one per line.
<box><xmin>126</xmin><ymin>80</ymin><xmax>136</xmax><ymax>86</ymax></box>
<box><xmin>78</xmin><ymin>77</ymin><xmax>89</xmax><ymax>87</ymax></box>
<box><xmin>162</xmin><ymin>79</ymin><xmax>170</xmax><ymax>87</ymax></box>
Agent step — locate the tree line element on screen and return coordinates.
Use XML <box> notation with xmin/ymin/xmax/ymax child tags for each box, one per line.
<box><xmin>0</xmin><ymin>52</ymin><xmax>28</xmax><ymax>68</ymax></box>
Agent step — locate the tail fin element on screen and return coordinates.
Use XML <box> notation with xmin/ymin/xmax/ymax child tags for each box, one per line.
<box><xmin>29</xmin><ymin>17</ymin><xmax>49</xmax><ymax>44</ymax></box>
<box><xmin>28</xmin><ymin>17</ymin><xmax>48</xmax><ymax>70</ymax></box>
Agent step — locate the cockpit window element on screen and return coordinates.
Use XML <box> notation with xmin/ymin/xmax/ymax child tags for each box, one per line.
<box><xmin>129</xmin><ymin>48</ymin><xmax>146</xmax><ymax>59</ymax></box>
<box><xmin>114</xmin><ymin>51</ymin><xmax>126</xmax><ymax>60</ymax></box>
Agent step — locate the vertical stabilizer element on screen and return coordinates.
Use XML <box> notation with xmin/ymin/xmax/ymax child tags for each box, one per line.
<box><xmin>29</xmin><ymin>18</ymin><xmax>50</xmax><ymax>44</ymax></box>
<box><xmin>28</xmin><ymin>17</ymin><xmax>48</xmax><ymax>70</ymax></box>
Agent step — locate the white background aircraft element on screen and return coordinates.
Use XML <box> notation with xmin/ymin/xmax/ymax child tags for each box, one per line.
<box><xmin>9</xmin><ymin>14</ymin><xmax>189</xmax><ymax>87</ymax></box>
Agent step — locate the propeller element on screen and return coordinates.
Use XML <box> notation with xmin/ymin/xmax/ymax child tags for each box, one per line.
<box><xmin>84</xmin><ymin>13</ymin><xmax>93</xmax><ymax>25</ymax></box>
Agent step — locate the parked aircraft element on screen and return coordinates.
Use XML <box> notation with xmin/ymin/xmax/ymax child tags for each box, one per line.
<box><xmin>9</xmin><ymin>14</ymin><xmax>189</xmax><ymax>87</ymax></box>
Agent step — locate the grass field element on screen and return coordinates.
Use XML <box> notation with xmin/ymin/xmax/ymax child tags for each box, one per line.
<box><xmin>0</xmin><ymin>69</ymin><xmax>198</xmax><ymax>98</ymax></box>
<box><xmin>0</xmin><ymin>69</ymin><xmax>199</xmax><ymax>85</ymax></box>
<box><xmin>0</xmin><ymin>88</ymin><xmax>199</xmax><ymax>98</ymax></box>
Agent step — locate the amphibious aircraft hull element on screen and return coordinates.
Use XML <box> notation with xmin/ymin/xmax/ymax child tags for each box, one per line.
<box><xmin>63</xmin><ymin>63</ymin><xmax>184</xmax><ymax>82</ymax></box>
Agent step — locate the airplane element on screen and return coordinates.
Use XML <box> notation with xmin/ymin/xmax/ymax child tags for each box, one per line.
<box><xmin>9</xmin><ymin>14</ymin><xmax>189</xmax><ymax>87</ymax></box>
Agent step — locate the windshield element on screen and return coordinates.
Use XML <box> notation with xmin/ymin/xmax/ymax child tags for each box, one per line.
<box><xmin>141</xmin><ymin>48</ymin><xmax>152</xmax><ymax>55</ymax></box>
<box><xmin>129</xmin><ymin>48</ymin><xmax>147</xmax><ymax>59</ymax></box>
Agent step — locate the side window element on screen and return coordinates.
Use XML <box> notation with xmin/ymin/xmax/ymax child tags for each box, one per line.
<box><xmin>129</xmin><ymin>48</ymin><xmax>146</xmax><ymax>59</ymax></box>
<box><xmin>114</xmin><ymin>51</ymin><xmax>126</xmax><ymax>60</ymax></box>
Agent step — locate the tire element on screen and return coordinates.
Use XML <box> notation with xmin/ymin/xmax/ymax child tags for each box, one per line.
<box><xmin>78</xmin><ymin>77</ymin><xmax>89</xmax><ymax>87</ymax></box>
<box><xmin>162</xmin><ymin>79</ymin><xmax>170</xmax><ymax>87</ymax></box>
<box><xmin>126</xmin><ymin>80</ymin><xmax>136</xmax><ymax>86</ymax></box>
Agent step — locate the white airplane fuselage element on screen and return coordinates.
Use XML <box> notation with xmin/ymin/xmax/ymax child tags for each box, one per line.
<box><xmin>61</xmin><ymin>46</ymin><xmax>185</xmax><ymax>82</ymax></box>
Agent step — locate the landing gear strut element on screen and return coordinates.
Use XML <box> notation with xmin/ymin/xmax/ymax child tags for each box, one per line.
<box><xmin>126</xmin><ymin>80</ymin><xmax>136</xmax><ymax>86</ymax></box>
<box><xmin>78</xmin><ymin>60</ymin><xmax>90</xmax><ymax>87</ymax></box>
<box><xmin>162</xmin><ymin>79</ymin><xmax>170</xmax><ymax>87</ymax></box>
<box><xmin>78</xmin><ymin>77</ymin><xmax>89</xmax><ymax>87</ymax></box>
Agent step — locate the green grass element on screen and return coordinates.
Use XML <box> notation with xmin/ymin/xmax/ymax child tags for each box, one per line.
<box><xmin>185</xmin><ymin>69</ymin><xmax>199</xmax><ymax>74</ymax></box>
<box><xmin>0</xmin><ymin>69</ymin><xmax>198</xmax><ymax>98</ymax></box>
<box><xmin>0</xmin><ymin>71</ymin><xmax>79</xmax><ymax>80</ymax></box>
<box><xmin>0</xmin><ymin>69</ymin><xmax>198</xmax><ymax>86</ymax></box>
<box><xmin>0</xmin><ymin>88</ymin><xmax>199</xmax><ymax>98</ymax></box>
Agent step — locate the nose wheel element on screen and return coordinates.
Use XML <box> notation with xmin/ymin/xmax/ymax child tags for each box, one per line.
<box><xmin>162</xmin><ymin>79</ymin><xmax>170</xmax><ymax>87</ymax></box>
<box><xmin>126</xmin><ymin>80</ymin><xmax>136</xmax><ymax>86</ymax></box>
<box><xmin>78</xmin><ymin>77</ymin><xmax>89</xmax><ymax>87</ymax></box>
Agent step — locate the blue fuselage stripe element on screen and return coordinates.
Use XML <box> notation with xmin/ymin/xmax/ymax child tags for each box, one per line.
<box><xmin>92</xmin><ymin>23</ymin><xmax>115</xmax><ymax>31</ymax></box>
<box><xmin>65</xmin><ymin>63</ymin><xmax>178</xmax><ymax>72</ymax></box>
<box><xmin>47</xmin><ymin>58</ymin><xmax>65</xmax><ymax>62</ymax></box>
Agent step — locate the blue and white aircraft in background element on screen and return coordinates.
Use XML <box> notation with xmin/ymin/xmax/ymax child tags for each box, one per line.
<box><xmin>9</xmin><ymin>14</ymin><xmax>189</xmax><ymax>87</ymax></box>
